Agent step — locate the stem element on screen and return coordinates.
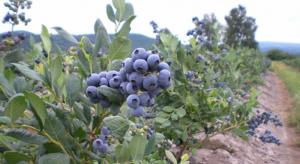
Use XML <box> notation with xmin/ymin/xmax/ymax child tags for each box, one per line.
<box><xmin>41</xmin><ymin>130</ymin><xmax>69</xmax><ymax>155</ymax></box>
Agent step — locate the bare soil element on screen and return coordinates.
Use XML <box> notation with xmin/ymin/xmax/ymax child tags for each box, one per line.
<box><xmin>190</xmin><ymin>72</ymin><xmax>300</xmax><ymax>164</ymax></box>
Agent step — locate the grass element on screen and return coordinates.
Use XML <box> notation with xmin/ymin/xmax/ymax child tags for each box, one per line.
<box><xmin>272</xmin><ymin>61</ymin><xmax>300</xmax><ymax>130</ymax></box>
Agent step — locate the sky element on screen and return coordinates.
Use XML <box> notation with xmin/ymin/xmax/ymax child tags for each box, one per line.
<box><xmin>1</xmin><ymin>0</ymin><xmax>300</xmax><ymax>43</ymax></box>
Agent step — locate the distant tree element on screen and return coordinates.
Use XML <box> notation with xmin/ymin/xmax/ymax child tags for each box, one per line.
<box><xmin>187</xmin><ymin>13</ymin><xmax>223</xmax><ymax>50</ymax></box>
<box><xmin>224</xmin><ymin>5</ymin><xmax>258</xmax><ymax>49</ymax></box>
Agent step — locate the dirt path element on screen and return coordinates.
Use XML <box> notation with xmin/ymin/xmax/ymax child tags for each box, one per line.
<box><xmin>191</xmin><ymin>72</ymin><xmax>300</xmax><ymax>164</ymax></box>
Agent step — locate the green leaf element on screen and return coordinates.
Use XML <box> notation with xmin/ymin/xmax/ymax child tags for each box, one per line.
<box><xmin>50</xmin><ymin>54</ymin><xmax>63</xmax><ymax>82</ymax></box>
<box><xmin>175</xmin><ymin>108</ymin><xmax>186</xmax><ymax>118</ymax></box>
<box><xmin>6</xmin><ymin>129</ymin><xmax>48</xmax><ymax>144</ymax></box>
<box><xmin>106</xmin><ymin>4</ymin><xmax>116</xmax><ymax>23</ymax></box>
<box><xmin>123</xmin><ymin>3</ymin><xmax>134</xmax><ymax>20</ymax></box>
<box><xmin>41</xmin><ymin>25</ymin><xmax>52</xmax><ymax>54</ymax></box>
<box><xmin>103</xmin><ymin>116</ymin><xmax>130</xmax><ymax>139</ymax></box>
<box><xmin>0</xmin><ymin>116</ymin><xmax>11</xmax><ymax>125</ymax></box>
<box><xmin>165</xmin><ymin>150</ymin><xmax>178</xmax><ymax>164</ymax></box>
<box><xmin>98</xmin><ymin>85</ymin><xmax>124</xmax><ymax>104</ymax></box>
<box><xmin>93</xmin><ymin>19</ymin><xmax>111</xmax><ymax>57</ymax></box>
<box><xmin>4</xmin><ymin>151</ymin><xmax>31</xmax><ymax>163</ymax></box>
<box><xmin>66</xmin><ymin>74</ymin><xmax>81</xmax><ymax>104</ymax></box>
<box><xmin>0</xmin><ymin>74</ymin><xmax>16</xmax><ymax>97</ymax></box>
<box><xmin>25</xmin><ymin>92</ymin><xmax>47</xmax><ymax>129</ymax></box>
<box><xmin>53</xmin><ymin>26</ymin><xmax>78</xmax><ymax>44</ymax></box>
<box><xmin>74</xmin><ymin>102</ymin><xmax>88</xmax><ymax>124</ymax></box>
<box><xmin>109</xmin><ymin>59</ymin><xmax>123</xmax><ymax>71</ymax></box>
<box><xmin>145</xmin><ymin>136</ymin><xmax>156</xmax><ymax>155</ymax></box>
<box><xmin>163</xmin><ymin>106</ymin><xmax>174</xmax><ymax>113</ymax></box>
<box><xmin>13</xmin><ymin>76</ymin><xmax>28</xmax><ymax>93</ymax></box>
<box><xmin>38</xmin><ymin>153</ymin><xmax>70</xmax><ymax>164</ymax></box>
<box><xmin>0</xmin><ymin>135</ymin><xmax>18</xmax><ymax>151</ymax></box>
<box><xmin>4</xmin><ymin>94</ymin><xmax>27</xmax><ymax>122</ymax></box>
<box><xmin>129</xmin><ymin>135</ymin><xmax>148</xmax><ymax>161</ymax></box>
<box><xmin>108</xmin><ymin>36</ymin><xmax>131</xmax><ymax>60</ymax></box>
<box><xmin>113</xmin><ymin>0</ymin><xmax>126</xmax><ymax>21</ymax></box>
<box><xmin>117</xmin><ymin>15</ymin><xmax>136</xmax><ymax>37</ymax></box>
<box><xmin>115</xmin><ymin>142</ymin><xmax>130</xmax><ymax>162</ymax></box>
<box><xmin>44</xmin><ymin>114</ymin><xmax>65</xmax><ymax>141</ymax></box>
<box><xmin>12</xmin><ymin>63</ymin><xmax>44</xmax><ymax>82</ymax></box>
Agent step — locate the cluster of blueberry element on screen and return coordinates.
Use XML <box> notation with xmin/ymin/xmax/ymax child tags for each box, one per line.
<box><xmin>85</xmin><ymin>48</ymin><xmax>171</xmax><ymax>116</ymax></box>
<box><xmin>92</xmin><ymin>127</ymin><xmax>111</xmax><ymax>154</ymax></box>
<box><xmin>0</xmin><ymin>32</ymin><xmax>25</xmax><ymax>51</ymax></box>
<box><xmin>3</xmin><ymin>0</ymin><xmax>32</xmax><ymax>25</ymax></box>
<box><xmin>247</xmin><ymin>111</ymin><xmax>283</xmax><ymax>145</ymax></box>
<box><xmin>259</xmin><ymin>130</ymin><xmax>281</xmax><ymax>145</ymax></box>
<box><xmin>186</xmin><ymin>17</ymin><xmax>205</xmax><ymax>40</ymax></box>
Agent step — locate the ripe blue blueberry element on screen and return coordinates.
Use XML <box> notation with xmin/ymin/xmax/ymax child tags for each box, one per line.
<box><xmin>109</xmin><ymin>76</ymin><xmax>122</xmax><ymax>88</ymax></box>
<box><xmin>87</xmin><ymin>73</ymin><xmax>100</xmax><ymax>87</ymax></box>
<box><xmin>101</xmin><ymin>127</ymin><xmax>110</xmax><ymax>136</ymax></box>
<box><xmin>147</xmin><ymin>54</ymin><xmax>160</xmax><ymax>70</ymax></box>
<box><xmin>139</xmin><ymin>92</ymin><xmax>151</xmax><ymax>106</ymax></box>
<box><xmin>86</xmin><ymin>86</ymin><xmax>98</xmax><ymax>98</ymax></box>
<box><xmin>119</xmin><ymin>68</ymin><xmax>127</xmax><ymax>81</ymax></box>
<box><xmin>133</xmin><ymin>59</ymin><xmax>148</xmax><ymax>73</ymax></box>
<box><xmin>98</xmin><ymin>71</ymin><xmax>107</xmax><ymax>78</ymax></box>
<box><xmin>128</xmin><ymin>72</ymin><xmax>143</xmax><ymax>88</ymax></box>
<box><xmin>122</xmin><ymin>58</ymin><xmax>134</xmax><ymax>73</ymax></box>
<box><xmin>100</xmin><ymin>99</ymin><xmax>111</xmax><ymax>108</ymax></box>
<box><xmin>143</xmin><ymin>75</ymin><xmax>158</xmax><ymax>91</ymax></box>
<box><xmin>119</xmin><ymin>82</ymin><xmax>128</xmax><ymax>95</ymax></box>
<box><xmin>131</xmin><ymin>48</ymin><xmax>149</xmax><ymax>61</ymax></box>
<box><xmin>106</xmin><ymin>70</ymin><xmax>119</xmax><ymax>81</ymax></box>
<box><xmin>93</xmin><ymin>138</ymin><xmax>108</xmax><ymax>154</ymax></box>
<box><xmin>158</xmin><ymin>70</ymin><xmax>171</xmax><ymax>89</ymax></box>
<box><xmin>158</xmin><ymin>62</ymin><xmax>170</xmax><ymax>71</ymax></box>
<box><xmin>100</xmin><ymin>77</ymin><xmax>108</xmax><ymax>86</ymax></box>
<box><xmin>132</xmin><ymin>106</ymin><xmax>144</xmax><ymax>117</ymax></box>
<box><xmin>126</xmin><ymin>82</ymin><xmax>138</xmax><ymax>94</ymax></box>
<box><xmin>127</xmin><ymin>94</ymin><xmax>140</xmax><ymax>109</ymax></box>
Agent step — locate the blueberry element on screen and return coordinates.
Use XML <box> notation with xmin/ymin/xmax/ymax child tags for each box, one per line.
<box><xmin>196</xmin><ymin>55</ymin><xmax>205</xmax><ymax>62</ymax></box>
<box><xmin>99</xmin><ymin>77</ymin><xmax>108</xmax><ymax>86</ymax></box>
<box><xmin>87</xmin><ymin>73</ymin><xmax>100</xmax><ymax>87</ymax></box>
<box><xmin>132</xmin><ymin>106</ymin><xmax>144</xmax><ymax>117</ymax></box>
<box><xmin>109</xmin><ymin>76</ymin><xmax>122</xmax><ymax>88</ymax></box>
<box><xmin>100</xmin><ymin>99</ymin><xmax>111</xmax><ymax>108</ymax></box>
<box><xmin>119</xmin><ymin>82</ymin><xmax>128</xmax><ymax>95</ymax></box>
<box><xmin>3</xmin><ymin>12</ymin><xmax>11</xmax><ymax>22</ymax></box>
<box><xmin>143</xmin><ymin>75</ymin><xmax>158</xmax><ymax>91</ymax></box>
<box><xmin>119</xmin><ymin>68</ymin><xmax>127</xmax><ymax>81</ymax></box>
<box><xmin>185</xmin><ymin>71</ymin><xmax>194</xmax><ymax>79</ymax></box>
<box><xmin>106</xmin><ymin>70</ymin><xmax>119</xmax><ymax>81</ymax></box>
<box><xmin>89</xmin><ymin>97</ymin><xmax>101</xmax><ymax>104</ymax></box>
<box><xmin>86</xmin><ymin>86</ymin><xmax>98</xmax><ymax>98</ymax></box>
<box><xmin>93</xmin><ymin>138</ymin><xmax>108</xmax><ymax>154</ymax></box>
<box><xmin>158</xmin><ymin>70</ymin><xmax>171</xmax><ymax>89</ymax></box>
<box><xmin>158</xmin><ymin>62</ymin><xmax>170</xmax><ymax>71</ymax></box>
<box><xmin>127</xmin><ymin>94</ymin><xmax>140</xmax><ymax>109</ymax></box>
<box><xmin>133</xmin><ymin>59</ymin><xmax>148</xmax><ymax>73</ymax></box>
<box><xmin>147</xmin><ymin>54</ymin><xmax>160</xmax><ymax>70</ymax></box>
<box><xmin>98</xmin><ymin>71</ymin><xmax>107</xmax><ymax>78</ymax></box>
<box><xmin>131</xmin><ymin>48</ymin><xmax>149</xmax><ymax>61</ymax></box>
<box><xmin>126</xmin><ymin>82</ymin><xmax>138</xmax><ymax>94</ymax></box>
<box><xmin>101</xmin><ymin>127</ymin><xmax>110</xmax><ymax>136</ymax></box>
<box><xmin>128</xmin><ymin>72</ymin><xmax>143</xmax><ymax>88</ymax></box>
<box><xmin>139</xmin><ymin>92</ymin><xmax>151</xmax><ymax>106</ymax></box>
<box><xmin>122</xmin><ymin>58</ymin><xmax>134</xmax><ymax>73</ymax></box>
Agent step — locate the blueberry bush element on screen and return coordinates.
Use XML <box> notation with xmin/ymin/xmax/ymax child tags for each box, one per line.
<box><xmin>0</xmin><ymin>0</ymin><xmax>276</xmax><ymax>163</ymax></box>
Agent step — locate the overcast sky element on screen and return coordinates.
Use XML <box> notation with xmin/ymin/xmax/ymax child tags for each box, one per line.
<box><xmin>1</xmin><ymin>0</ymin><xmax>300</xmax><ymax>43</ymax></box>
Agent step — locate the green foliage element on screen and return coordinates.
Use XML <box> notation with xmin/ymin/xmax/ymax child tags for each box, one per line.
<box><xmin>224</xmin><ymin>5</ymin><xmax>258</xmax><ymax>49</ymax></box>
